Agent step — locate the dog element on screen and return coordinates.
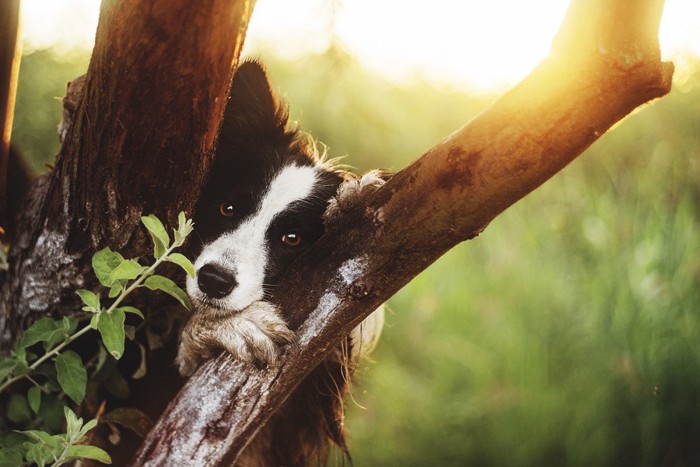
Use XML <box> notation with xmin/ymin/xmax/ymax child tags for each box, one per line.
<box><xmin>176</xmin><ymin>60</ymin><xmax>384</xmax><ymax>465</ymax></box>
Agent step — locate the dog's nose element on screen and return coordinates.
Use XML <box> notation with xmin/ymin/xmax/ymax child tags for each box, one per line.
<box><xmin>197</xmin><ymin>263</ymin><xmax>237</xmax><ymax>299</ymax></box>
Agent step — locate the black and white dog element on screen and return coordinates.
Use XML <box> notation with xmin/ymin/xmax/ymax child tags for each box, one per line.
<box><xmin>177</xmin><ymin>60</ymin><xmax>384</xmax><ymax>465</ymax></box>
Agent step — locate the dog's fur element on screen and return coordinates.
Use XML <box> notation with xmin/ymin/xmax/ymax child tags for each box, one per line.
<box><xmin>177</xmin><ymin>60</ymin><xmax>384</xmax><ymax>465</ymax></box>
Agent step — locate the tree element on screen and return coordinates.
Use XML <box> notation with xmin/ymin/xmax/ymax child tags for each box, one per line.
<box><xmin>0</xmin><ymin>0</ymin><xmax>673</xmax><ymax>465</ymax></box>
<box><xmin>0</xmin><ymin>0</ymin><xmax>20</xmax><ymax>237</ymax></box>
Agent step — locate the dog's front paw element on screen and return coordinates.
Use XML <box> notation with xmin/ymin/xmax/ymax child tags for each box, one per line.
<box><xmin>324</xmin><ymin>170</ymin><xmax>388</xmax><ymax>226</ymax></box>
<box><xmin>176</xmin><ymin>301</ymin><xmax>295</xmax><ymax>376</ymax></box>
<box><xmin>219</xmin><ymin>301</ymin><xmax>295</xmax><ymax>366</ymax></box>
<box><xmin>176</xmin><ymin>316</ymin><xmax>215</xmax><ymax>376</ymax></box>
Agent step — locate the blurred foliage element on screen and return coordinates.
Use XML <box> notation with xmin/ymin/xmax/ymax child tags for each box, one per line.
<box><xmin>10</xmin><ymin>47</ymin><xmax>700</xmax><ymax>466</ymax></box>
<box><xmin>11</xmin><ymin>49</ymin><xmax>90</xmax><ymax>174</ymax></box>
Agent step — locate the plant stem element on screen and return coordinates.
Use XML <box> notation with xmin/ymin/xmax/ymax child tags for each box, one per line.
<box><xmin>0</xmin><ymin>242</ymin><xmax>181</xmax><ymax>394</ymax></box>
<box><xmin>0</xmin><ymin>324</ymin><xmax>93</xmax><ymax>393</ymax></box>
<box><xmin>105</xmin><ymin>243</ymin><xmax>178</xmax><ymax>314</ymax></box>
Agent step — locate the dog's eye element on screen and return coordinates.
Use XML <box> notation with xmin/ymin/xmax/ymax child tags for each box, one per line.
<box><xmin>219</xmin><ymin>202</ymin><xmax>235</xmax><ymax>217</ymax></box>
<box><xmin>281</xmin><ymin>233</ymin><xmax>302</xmax><ymax>247</ymax></box>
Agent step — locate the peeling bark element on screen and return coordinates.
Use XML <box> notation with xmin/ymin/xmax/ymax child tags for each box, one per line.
<box><xmin>132</xmin><ymin>0</ymin><xmax>673</xmax><ymax>464</ymax></box>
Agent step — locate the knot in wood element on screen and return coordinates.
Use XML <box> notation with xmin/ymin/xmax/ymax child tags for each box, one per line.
<box><xmin>349</xmin><ymin>281</ymin><xmax>370</xmax><ymax>299</ymax></box>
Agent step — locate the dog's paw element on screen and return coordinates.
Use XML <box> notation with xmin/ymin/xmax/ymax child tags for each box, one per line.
<box><xmin>219</xmin><ymin>301</ymin><xmax>295</xmax><ymax>366</ymax></box>
<box><xmin>176</xmin><ymin>301</ymin><xmax>294</xmax><ymax>376</ymax></box>
<box><xmin>324</xmin><ymin>170</ymin><xmax>387</xmax><ymax>226</ymax></box>
<box><xmin>176</xmin><ymin>313</ymin><xmax>218</xmax><ymax>376</ymax></box>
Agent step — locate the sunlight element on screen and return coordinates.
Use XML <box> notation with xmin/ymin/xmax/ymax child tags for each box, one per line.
<box><xmin>20</xmin><ymin>0</ymin><xmax>100</xmax><ymax>53</ymax></box>
<box><xmin>19</xmin><ymin>0</ymin><xmax>700</xmax><ymax>92</ymax></box>
<box><xmin>249</xmin><ymin>0</ymin><xmax>570</xmax><ymax>91</ymax></box>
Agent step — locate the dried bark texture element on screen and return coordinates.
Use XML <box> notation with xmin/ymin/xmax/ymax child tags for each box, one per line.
<box><xmin>0</xmin><ymin>0</ymin><xmax>254</xmax><ymax>345</ymax></box>
<box><xmin>0</xmin><ymin>0</ymin><xmax>21</xmax><ymax>217</ymax></box>
<box><xmin>132</xmin><ymin>0</ymin><xmax>673</xmax><ymax>464</ymax></box>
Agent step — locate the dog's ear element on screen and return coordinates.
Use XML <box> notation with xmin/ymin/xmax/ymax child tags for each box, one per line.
<box><xmin>221</xmin><ymin>60</ymin><xmax>288</xmax><ymax>139</ymax></box>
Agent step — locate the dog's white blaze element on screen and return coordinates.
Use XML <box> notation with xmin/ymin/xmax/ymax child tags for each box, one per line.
<box><xmin>188</xmin><ymin>164</ymin><xmax>318</xmax><ymax>311</ymax></box>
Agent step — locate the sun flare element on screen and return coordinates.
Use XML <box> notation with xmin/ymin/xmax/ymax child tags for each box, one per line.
<box><xmin>19</xmin><ymin>0</ymin><xmax>700</xmax><ymax>92</ymax></box>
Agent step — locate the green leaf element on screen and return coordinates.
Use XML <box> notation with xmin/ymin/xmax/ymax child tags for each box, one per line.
<box><xmin>92</xmin><ymin>247</ymin><xmax>125</xmax><ymax>287</ymax></box>
<box><xmin>78</xmin><ymin>419</ymin><xmax>98</xmax><ymax>440</ymax></box>
<box><xmin>24</xmin><ymin>442</ymin><xmax>54</xmax><ymax>467</ymax></box>
<box><xmin>142</xmin><ymin>275</ymin><xmax>191</xmax><ymax>310</ymax></box>
<box><xmin>0</xmin><ymin>358</ymin><xmax>18</xmax><ymax>380</ymax></box>
<box><xmin>19</xmin><ymin>318</ymin><xmax>64</xmax><ymax>349</ymax></box>
<box><xmin>7</xmin><ymin>359</ymin><xmax>29</xmax><ymax>381</ymax></box>
<box><xmin>173</xmin><ymin>212</ymin><xmax>194</xmax><ymax>246</ymax></box>
<box><xmin>43</xmin><ymin>318</ymin><xmax>75</xmax><ymax>351</ymax></box>
<box><xmin>90</xmin><ymin>314</ymin><xmax>99</xmax><ymax>330</ymax></box>
<box><xmin>35</xmin><ymin>394</ymin><xmax>66</xmax><ymax>434</ymax></box>
<box><xmin>27</xmin><ymin>386</ymin><xmax>41</xmax><ymax>413</ymax></box>
<box><xmin>97</xmin><ymin>308</ymin><xmax>126</xmax><ymax>359</ymax></box>
<box><xmin>15</xmin><ymin>429</ymin><xmax>60</xmax><ymax>448</ymax></box>
<box><xmin>55</xmin><ymin>351</ymin><xmax>87</xmax><ymax>404</ymax></box>
<box><xmin>0</xmin><ymin>448</ymin><xmax>23</xmax><ymax>467</ymax></box>
<box><xmin>65</xmin><ymin>445</ymin><xmax>112</xmax><ymax>464</ymax></box>
<box><xmin>64</xmin><ymin>406</ymin><xmax>82</xmax><ymax>439</ymax></box>
<box><xmin>1</xmin><ymin>432</ymin><xmax>28</xmax><ymax>451</ymax></box>
<box><xmin>108</xmin><ymin>259</ymin><xmax>147</xmax><ymax>283</ymax></box>
<box><xmin>118</xmin><ymin>306</ymin><xmax>144</xmax><ymax>320</ymax></box>
<box><xmin>76</xmin><ymin>289</ymin><xmax>100</xmax><ymax>313</ymax></box>
<box><xmin>166</xmin><ymin>252</ymin><xmax>195</xmax><ymax>278</ymax></box>
<box><xmin>64</xmin><ymin>316</ymin><xmax>80</xmax><ymax>335</ymax></box>
<box><xmin>13</xmin><ymin>339</ymin><xmax>26</xmax><ymax>364</ymax></box>
<box><xmin>7</xmin><ymin>394</ymin><xmax>30</xmax><ymax>424</ymax></box>
<box><xmin>108</xmin><ymin>283</ymin><xmax>123</xmax><ymax>298</ymax></box>
<box><xmin>142</xmin><ymin>214</ymin><xmax>170</xmax><ymax>258</ymax></box>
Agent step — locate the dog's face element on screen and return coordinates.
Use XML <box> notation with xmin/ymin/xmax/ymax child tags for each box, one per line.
<box><xmin>187</xmin><ymin>61</ymin><xmax>343</xmax><ymax>313</ymax></box>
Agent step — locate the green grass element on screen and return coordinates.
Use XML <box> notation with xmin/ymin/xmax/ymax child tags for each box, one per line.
<box><xmin>11</xmin><ymin>48</ymin><xmax>700</xmax><ymax>466</ymax></box>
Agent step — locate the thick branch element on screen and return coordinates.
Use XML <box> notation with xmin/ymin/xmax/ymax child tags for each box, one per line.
<box><xmin>132</xmin><ymin>0</ymin><xmax>673</xmax><ymax>464</ymax></box>
<box><xmin>0</xmin><ymin>0</ymin><xmax>253</xmax><ymax>344</ymax></box>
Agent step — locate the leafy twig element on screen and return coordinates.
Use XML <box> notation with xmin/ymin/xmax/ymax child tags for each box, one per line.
<box><xmin>0</xmin><ymin>212</ymin><xmax>195</xmax><ymax>466</ymax></box>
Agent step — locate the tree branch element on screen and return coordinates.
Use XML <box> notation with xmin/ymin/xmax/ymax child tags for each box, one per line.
<box><xmin>132</xmin><ymin>0</ymin><xmax>673</xmax><ymax>464</ymax></box>
<box><xmin>0</xmin><ymin>0</ymin><xmax>254</xmax><ymax>345</ymax></box>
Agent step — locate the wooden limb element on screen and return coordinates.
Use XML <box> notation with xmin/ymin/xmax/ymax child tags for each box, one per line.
<box><xmin>0</xmin><ymin>0</ymin><xmax>253</xmax><ymax>345</ymax></box>
<box><xmin>132</xmin><ymin>0</ymin><xmax>673</xmax><ymax>464</ymax></box>
<box><xmin>0</xmin><ymin>0</ymin><xmax>21</xmax><ymax>221</ymax></box>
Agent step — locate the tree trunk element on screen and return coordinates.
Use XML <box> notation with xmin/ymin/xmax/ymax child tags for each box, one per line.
<box><xmin>0</xmin><ymin>0</ymin><xmax>254</xmax><ymax>345</ymax></box>
<box><xmin>132</xmin><ymin>0</ymin><xmax>673</xmax><ymax>465</ymax></box>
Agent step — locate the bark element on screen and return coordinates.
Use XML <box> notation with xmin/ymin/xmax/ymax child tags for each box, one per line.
<box><xmin>0</xmin><ymin>0</ymin><xmax>21</xmax><ymax>219</ymax></box>
<box><xmin>132</xmin><ymin>0</ymin><xmax>673</xmax><ymax>465</ymax></box>
<box><xmin>0</xmin><ymin>0</ymin><xmax>254</xmax><ymax>345</ymax></box>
